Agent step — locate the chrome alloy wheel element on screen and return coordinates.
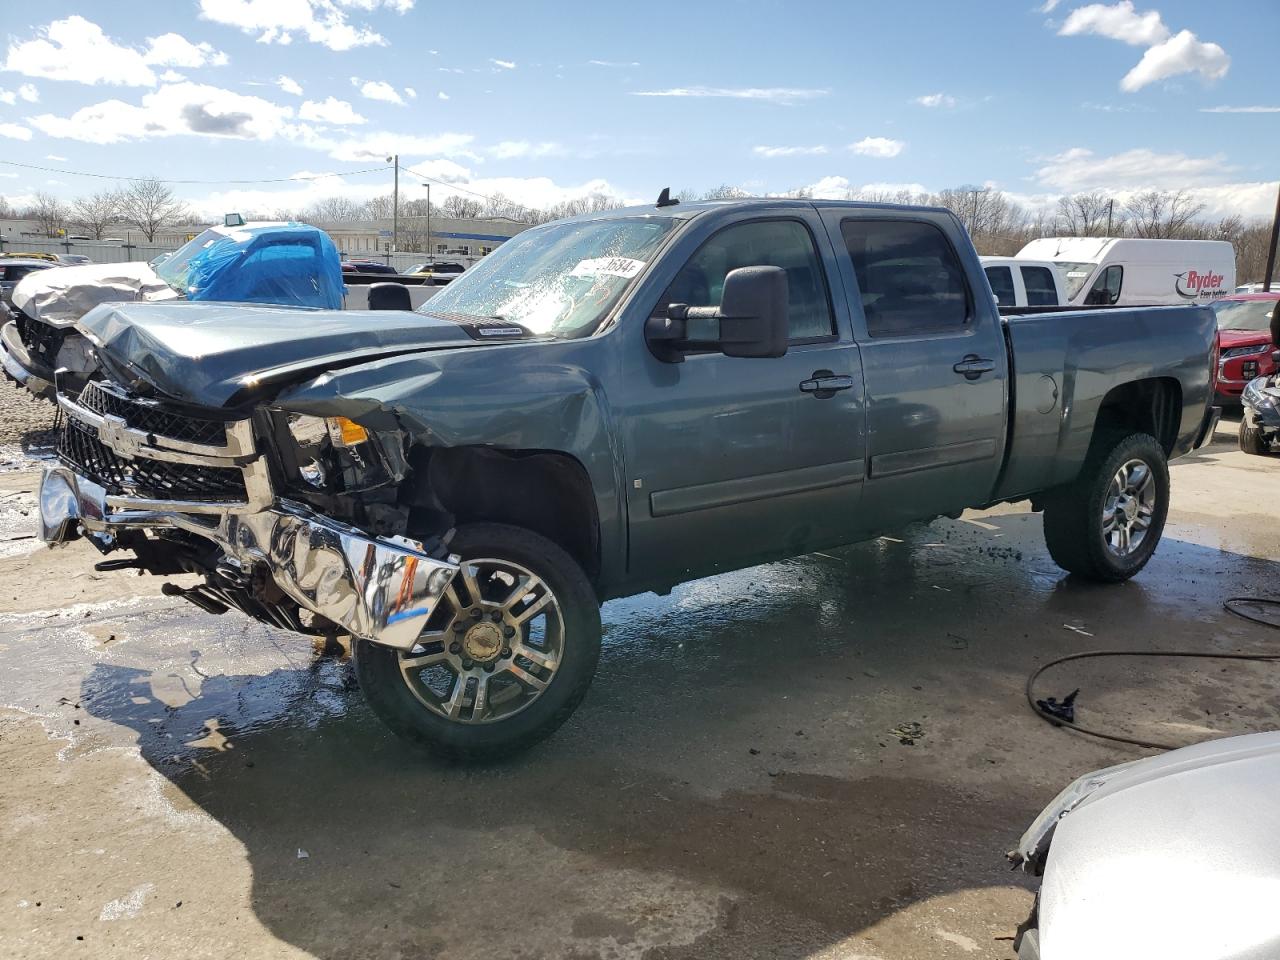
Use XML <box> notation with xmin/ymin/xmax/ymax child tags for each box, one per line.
<box><xmin>1102</xmin><ymin>458</ymin><xmax>1157</xmax><ymax>558</ymax></box>
<box><xmin>396</xmin><ymin>557</ymin><xmax>564</xmax><ymax>724</ymax></box>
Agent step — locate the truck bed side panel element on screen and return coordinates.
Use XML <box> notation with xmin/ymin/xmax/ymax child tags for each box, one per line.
<box><xmin>994</xmin><ymin>304</ymin><xmax>1215</xmax><ymax>500</ymax></box>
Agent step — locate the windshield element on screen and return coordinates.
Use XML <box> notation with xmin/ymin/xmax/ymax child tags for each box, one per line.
<box><xmin>152</xmin><ymin>227</ymin><xmax>225</xmax><ymax>293</ymax></box>
<box><xmin>1058</xmin><ymin>261</ymin><xmax>1098</xmax><ymax>300</ymax></box>
<box><xmin>1212</xmin><ymin>298</ymin><xmax>1278</xmax><ymax>332</ymax></box>
<box><xmin>418</xmin><ymin>216</ymin><xmax>676</xmax><ymax>338</ymax></box>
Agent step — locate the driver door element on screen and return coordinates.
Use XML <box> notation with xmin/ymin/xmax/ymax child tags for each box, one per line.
<box><xmin>619</xmin><ymin>213</ymin><xmax>867</xmax><ymax>584</ymax></box>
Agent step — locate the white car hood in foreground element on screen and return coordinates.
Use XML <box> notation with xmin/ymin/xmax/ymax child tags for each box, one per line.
<box><xmin>11</xmin><ymin>260</ymin><xmax>179</xmax><ymax>327</ymax></box>
<box><xmin>1025</xmin><ymin>731</ymin><xmax>1280</xmax><ymax>960</ymax></box>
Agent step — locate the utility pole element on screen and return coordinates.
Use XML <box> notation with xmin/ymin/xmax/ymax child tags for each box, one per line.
<box><xmin>1264</xmin><ymin>179</ymin><xmax>1280</xmax><ymax>292</ymax></box>
<box><xmin>386</xmin><ymin>154</ymin><xmax>399</xmax><ymax>255</ymax></box>
<box><xmin>426</xmin><ymin>182</ymin><xmax>431</xmax><ymax>263</ymax></box>
<box><xmin>1106</xmin><ymin>198</ymin><xmax>1114</xmax><ymax>236</ymax></box>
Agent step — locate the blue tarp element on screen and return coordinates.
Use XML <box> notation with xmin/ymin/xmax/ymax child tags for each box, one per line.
<box><xmin>162</xmin><ymin>223</ymin><xmax>344</xmax><ymax>309</ymax></box>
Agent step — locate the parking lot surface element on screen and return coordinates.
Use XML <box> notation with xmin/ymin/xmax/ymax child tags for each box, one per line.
<box><xmin>2</xmin><ymin>384</ymin><xmax>1277</xmax><ymax>960</ymax></box>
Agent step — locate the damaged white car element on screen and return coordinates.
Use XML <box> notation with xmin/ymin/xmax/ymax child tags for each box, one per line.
<box><xmin>1011</xmin><ymin>731</ymin><xmax>1280</xmax><ymax>959</ymax></box>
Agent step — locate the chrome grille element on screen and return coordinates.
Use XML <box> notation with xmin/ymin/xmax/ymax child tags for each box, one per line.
<box><xmin>76</xmin><ymin>380</ymin><xmax>231</xmax><ymax>447</ymax></box>
<box><xmin>58</xmin><ymin>417</ymin><xmax>247</xmax><ymax>500</ymax></box>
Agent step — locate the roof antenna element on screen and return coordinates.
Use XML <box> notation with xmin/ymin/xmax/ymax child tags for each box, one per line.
<box><xmin>655</xmin><ymin>187</ymin><xmax>679</xmax><ymax>208</ymax></box>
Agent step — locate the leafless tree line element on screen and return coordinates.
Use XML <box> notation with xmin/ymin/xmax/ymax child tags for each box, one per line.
<box><xmin>5</xmin><ymin>179</ymin><xmax>193</xmax><ymax>242</ymax></box>
<box><xmin>4</xmin><ymin>180</ymin><xmax>1273</xmax><ymax>280</ymax></box>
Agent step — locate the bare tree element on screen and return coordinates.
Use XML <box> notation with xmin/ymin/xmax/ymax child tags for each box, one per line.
<box><xmin>701</xmin><ymin>183</ymin><xmax>748</xmax><ymax>200</ymax></box>
<box><xmin>440</xmin><ymin>195</ymin><xmax>483</xmax><ymax>220</ymax></box>
<box><xmin>1055</xmin><ymin>191</ymin><xmax>1119</xmax><ymax>236</ymax></box>
<box><xmin>1123</xmin><ymin>189</ymin><xmax>1206</xmax><ymax>239</ymax></box>
<box><xmin>301</xmin><ymin>196</ymin><xmax>368</xmax><ymax>223</ymax></box>
<box><xmin>117</xmin><ymin>178</ymin><xmax>189</xmax><ymax>242</ymax></box>
<box><xmin>69</xmin><ymin>190</ymin><xmax>121</xmax><ymax>239</ymax></box>
<box><xmin>27</xmin><ymin>192</ymin><xmax>68</xmax><ymax>238</ymax></box>
<box><xmin>0</xmin><ymin>195</ymin><xmax>13</xmax><ymax>219</ymax></box>
<box><xmin>931</xmin><ymin>186</ymin><xmax>1030</xmax><ymax>255</ymax></box>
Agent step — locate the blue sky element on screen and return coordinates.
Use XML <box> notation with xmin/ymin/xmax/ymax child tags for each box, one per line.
<box><xmin>0</xmin><ymin>0</ymin><xmax>1276</xmax><ymax>220</ymax></box>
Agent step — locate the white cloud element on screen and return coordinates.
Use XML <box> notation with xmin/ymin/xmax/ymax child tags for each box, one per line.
<box><xmin>45</xmin><ymin>154</ymin><xmax>67</xmax><ymax>161</ymax></box>
<box><xmin>1039</xmin><ymin>0</ymin><xmax>1063</xmax><ymax>10</ymax></box>
<box><xmin>2</xmin><ymin>17</ymin><xmax>228</xmax><ymax>88</ymax></box>
<box><xmin>299</xmin><ymin>96</ymin><xmax>365</xmax><ymax>125</ymax></box>
<box><xmin>437</xmin><ymin>91</ymin><xmax>449</xmax><ymax>100</ymax></box>
<box><xmin>17</xmin><ymin>83</ymin><xmax>38</xmax><ymax>103</ymax></box>
<box><xmin>144</xmin><ymin>32</ymin><xmax>229</xmax><ymax>68</ymax></box>
<box><xmin>588</xmin><ymin>59</ymin><xmax>639</xmax><ymax>67</ymax></box>
<box><xmin>0</xmin><ymin>123</ymin><xmax>31</xmax><ymax>141</ymax></box>
<box><xmin>276</xmin><ymin>75</ymin><xmax>303</xmax><ymax>96</ymax></box>
<box><xmin>1059</xmin><ymin>1</ymin><xmax>1168</xmax><ymax>45</ymax></box>
<box><xmin>1035</xmin><ymin>146</ymin><xmax>1231</xmax><ymax>192</ymax></box>
<box><xmin>489</xmin><ymin>140</ymin><xmax>563</xmax><ymax>159</ymax></box>
<box><xmin>197</xmin><ymin>0</ymin><xmax>411</xmax><ymax>50</ymax></box>
<box><xmin>405</xmin><ymin>87</ymin><xmax>417</xmax><ymax>99</ymax></box>
<box><xmin>630</xmin><ymin>86</ymin><xmax>828</xmax><ymax>105</ymax></box>
<box><xmin>850</xmin><ymin>136</ymin><xmax>905</xmax><ymax>158</ymax></box>
<box><xmin>489</xmin><ymin>59</ymin><xmax>516</xmax><ymax>70</ymax></box>
<box><xmin>752</xmin><ymin>145</ymin><xmax>828</xmax><ymax>158</ymax></box>
<box><xmin>1121</xmin><ymin>30</ymin><xmax>1229</xmax><ymax>91</ymax></box>
<box><xmin>28</xmin><ymin>81</ymin><xmax>295</xmax><ymax>144</ymax></box>
<box><xmin>1201</xmin><ymin>105</ymin><xmax>1280</xmax><ymax>114</ymax></box>
<box><xmin>323</xmin><ymin>130</ymin><xmax>476</xmax><ymax>162</ymax></box>
<box><xmin>792</xmin><ymin>176</ymin><xmax>929</xmax><ymax>200</ymax></box>
<box><xmin>352</xmin><ymin>78</ymin><xmax>404</xmax><ymax>104</ymax></box>
<box><xmin>1056</xmin><ymin>3</ymin><xmax>1228</xmax><ymax>91</ymax></box>
<box><xmin>914</xmin><ymin>92</ymin><xmax>956</xmax><ymax>108</ymax></box>
<box><xmin>0</xmin><ymin>90</ymin><xmax>13</xmax><ymax>105</ymax></box>
<box><xmin>159</xmin><ymin>70</ymin><xmax>187</xmax><ymax>83</ymax></box>
<box><xmin>438</xmin><ymin>67</ymin><xmax>464</xmax><ymax>74</ymax></box>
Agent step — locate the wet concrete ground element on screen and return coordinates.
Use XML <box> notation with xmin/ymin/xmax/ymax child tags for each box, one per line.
<box><xmin>2</xmin><ymin>416</ymin><xmax>1279</xmax><ymax>960</ymax></box>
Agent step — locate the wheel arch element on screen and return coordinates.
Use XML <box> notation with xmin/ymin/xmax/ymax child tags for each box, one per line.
<box><xmin>1090</xmin><ymin>377</ymin><xmax>1182</xmax><ymax>456</ymax></box>
<box><xmin>408</xmin><ymin>444</ymin><xmax>602</xmax><ymax>587</ymax></box>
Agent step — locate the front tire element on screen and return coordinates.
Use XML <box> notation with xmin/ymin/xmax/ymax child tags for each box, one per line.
<box><xmin>356</xmin><ymin>522</ymin><xmax>601</xmax><ymax>760</ymax></box>
<box><xmin>1041</xmin><ymin>432</ymin><xmax>1169</xmax><ymax>582</ymax></box>
<box><xmin>1239</xmin><ymin>418</ymin><xmax>1269</xmax><ymax>456</ymax></box>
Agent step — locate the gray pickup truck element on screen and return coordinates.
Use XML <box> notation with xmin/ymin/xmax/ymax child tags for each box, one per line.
<box><xmin>37</xmin><ymin>197</ymin><xmax>1220</xmax><ymax>758</ymax></box>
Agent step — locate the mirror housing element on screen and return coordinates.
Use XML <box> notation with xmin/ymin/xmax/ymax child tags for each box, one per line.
<box><xmin>368</xmin><ymin>282</ymin><xmax>412</xmax><ymax>311</ymax></box>
<box><xmin>646</xmin><ymin>265</ymin><xmax>789</xmax><ymax>363</ymax></box>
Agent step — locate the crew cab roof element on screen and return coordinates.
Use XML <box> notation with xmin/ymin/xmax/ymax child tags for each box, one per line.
<box><xmin>553</xmin><ymin>196</ymin><xmax>956</xmax><ymax>226</ymax></box>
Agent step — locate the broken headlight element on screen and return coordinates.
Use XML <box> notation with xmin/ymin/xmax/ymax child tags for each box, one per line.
<box><xmin>280</xmin><ymin>412</ymin><xmax>403</xmax><ymax>494</ymax></box>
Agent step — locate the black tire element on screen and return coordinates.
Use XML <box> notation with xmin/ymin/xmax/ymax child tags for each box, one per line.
<box><xmin>355</xmin><ymin>522</ymin><xmax>601</xmax><ymax>761</ymax></box>
<box><xmin>1240</xmin><ymin>419</ymin><xmax>1269</xmax><ymax>456</ymax></box>
<box><xmin>1041</xmin><ymin>432</ymin><xmax>1169</xmax><ymax>582</ymax></box>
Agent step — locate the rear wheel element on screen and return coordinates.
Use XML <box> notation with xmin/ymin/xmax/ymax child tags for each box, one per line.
<box><xmin>1239</xmin><ymin>419</ymin><xmax>1269</xmax><ymax>456</ymax></box>
<box><xmin>355</xmin><ymin>522</ymin><xmax>601</xmax><ymax>760</ymax></box>
<box><xmin>1042</xmin><ymin>432</ymin><xmax>1169</xmax><ymax>582</ymax></box>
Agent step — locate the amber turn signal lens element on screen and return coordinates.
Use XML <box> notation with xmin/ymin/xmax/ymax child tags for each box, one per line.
<box><xmin>327</xmin><ymin>416</ymin><xmax>369</xmax><ymax>447</ymax></box>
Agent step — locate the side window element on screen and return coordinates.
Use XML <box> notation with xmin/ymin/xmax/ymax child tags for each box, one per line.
<box><xmin>1085</xmin><ymin>265</ymin><xmax>1123</xmax><ymax>306</ymax></box>
<box><xmin>984</xmin><ymin>266</ymin><xmax>1015</xmax><ymax>306</ymax></box>
<box><xmin>1020</xmin><ymin>266</ymin><xmax>1059</xmax><ymax>306</ymax></box>
<box><xmin>840</xmin><ymin>219</ymin><xmax>970</xmax><ymax>338</ymax></box>
<box><xmin>658</xmin><ymin>219</ymin><xmax>835</xmax><ymax>341</ymax></box>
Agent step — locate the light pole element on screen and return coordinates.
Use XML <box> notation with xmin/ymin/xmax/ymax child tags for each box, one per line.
<box><xmin>386</xmin><ymin>154</ymin><xmax>399</xmax><ymax>257</ymax></box>
<box><xmin>1264</xmin><ymin>180</ymin><xmax>1280</xmax><ymax>292</ymax></box>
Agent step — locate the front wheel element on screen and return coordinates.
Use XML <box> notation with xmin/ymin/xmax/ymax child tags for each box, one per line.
<box><xmin>355</xmin><ymin>522</ymin><xmax>601</xmax><ymax>760</ymax></box>
<box><xmin>1041</xmin><ymin>432</ymin><xmax>1169</xmax><ymax>582</ymax></box>
<box><xmin>1239</xmin><ymin>418</ymin><xmax>1269</xmax><ymax>456</ymax></box>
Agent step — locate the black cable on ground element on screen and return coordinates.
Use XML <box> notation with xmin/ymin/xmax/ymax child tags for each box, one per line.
<box><xmin>1026</xmin><ymin>598</ymin><xmax>1280</xmax><ymax>751</ymax></box>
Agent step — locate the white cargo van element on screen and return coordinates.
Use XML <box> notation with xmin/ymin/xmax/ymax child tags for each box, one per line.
<box><xmin>1016</xmin><ymin>237</ymin><xmax>1235</xmax><ymax>307</ymax></box>
<box><xmin>980</xmin><ymin>256</ymin><xmax>1067</xmax><ymax>307</ymax></box>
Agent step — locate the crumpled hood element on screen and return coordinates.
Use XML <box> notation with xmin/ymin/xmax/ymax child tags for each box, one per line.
<box><xmin>76</xmin><ymin>300</ymin><xmax>490</xmax><ymax>407</ymax></box>
<box><xmin>12</xmin><ymin>260</ymin><xmax>178</xmax><ymax>327</ymax></box>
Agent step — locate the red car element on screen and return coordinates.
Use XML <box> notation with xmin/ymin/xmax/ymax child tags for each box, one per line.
<box><xmin>1212</xmin><ymin>293</ymin><xmax>1280</xmax><ymax>403</ymax></box>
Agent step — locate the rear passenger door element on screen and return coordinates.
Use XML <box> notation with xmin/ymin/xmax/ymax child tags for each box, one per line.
<box><xmin>1019</xmin><ymin>264</ymin><xmax>1061</xmax><ymax>306</ymax></box>
<box><xmin>821</xmin><ymin>210</ymin><xmax>1007</xmax><ymax>530</ymax></box>
<box><xmin>984</xmin><ymin>264</ymin><xmax>1020</xmax><ymax>308</ymax></box>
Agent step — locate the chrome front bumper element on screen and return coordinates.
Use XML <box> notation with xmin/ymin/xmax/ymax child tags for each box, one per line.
<box><xmin>39</xmin><ymin>464</ymin><xmax>459</xmax><ymax>651</ymax></box>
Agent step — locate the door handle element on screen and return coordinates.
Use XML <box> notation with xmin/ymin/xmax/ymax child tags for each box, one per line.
<box><xmin>953</xmin><ymin>355</ymin><xmax>995</xmax><ymax>381</ymax></box>
<box><xmin>799</xmin><ymin>370</ymin><xmax>854</xmax><ymax>398</ymax></box>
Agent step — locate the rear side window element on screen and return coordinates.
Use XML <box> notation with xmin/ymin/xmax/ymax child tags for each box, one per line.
<box><xmin>984</xmin><ymin>266</ymin><xmax>1015</xmax><ymax>306</ymax></box>
<box><xmin>659</xmin><ymin>219</ymin><xmax>835</xmax><ymax>340</ymax></box>
<box><xmin>1085</xmin><ymin>265</ymin><xmax>1123</xmax><ymax>306</ymax></box>
<box><xmin>1020</xmin><ymin>266</ymin><xmax>1059</xmax><ymax>306</ymax></box>
<box><xmin>840</xmin><ymin>219</ymin><xmax>970</xmax><ymax>338</ymax></box>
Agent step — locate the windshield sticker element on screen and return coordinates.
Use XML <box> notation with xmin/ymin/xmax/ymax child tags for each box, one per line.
<box><xmin>569</xmin><ymin>257</ymin><xmax>647</xmax><ymax>280</ymax></box>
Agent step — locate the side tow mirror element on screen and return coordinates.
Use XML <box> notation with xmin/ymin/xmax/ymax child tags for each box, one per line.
<box><xmin>646</xmin><ymin>265</ymin><xmax>789</xmax><ymax>363</ymax></box>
